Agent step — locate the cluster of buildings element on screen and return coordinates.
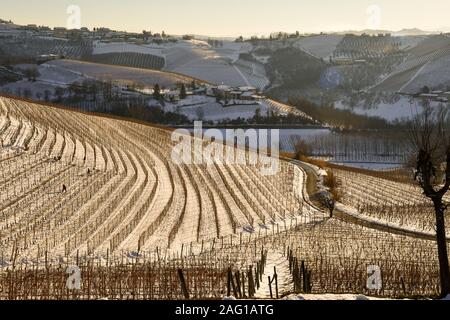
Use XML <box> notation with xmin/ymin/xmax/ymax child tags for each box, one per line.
<box><xmin>417</xmin><ymin>90</ymin><xmax>450</xmax><ymax>103</ymax></box>
<box><xmin>0</xmin><ymin>21</ymin><xmax>175</xmax><ymax>44</ymax></box>
<box><xmin>211</xmin><ymin>85</ymin><xmax>262</xmax><ymax>101</ymax></box>
<box><xmin>161</xmin><ymin>84</ymin><xmax>263</xmax><ymax>104</ymax></box>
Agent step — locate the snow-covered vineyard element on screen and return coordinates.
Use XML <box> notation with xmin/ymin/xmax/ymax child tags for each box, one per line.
<box><xmin>334</xmin><ymin>168</ymin><xmax>450</xmax><ymax>233</ymax></box>
<box><xmin>0</xmin><ymin>96</ymin><xmax>313</xmax><ymax>262</ymax></box>
<box><xmin>0</xmin><ymin>95</ymin><xmax>448</xmax><ymax>300</ymax></box>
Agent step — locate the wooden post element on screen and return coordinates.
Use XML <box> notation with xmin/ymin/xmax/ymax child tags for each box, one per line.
<box><xmin>274</xmin><ymin>267</ymin><xmax>279</xmax><ymax>299</ymax></box>
<box><xmin>178</xmin><ymin>269</ymin><xmax>189</xmax><ymax>299</ymax></box>
<box><xmin>235</xmin><ymin>271</ymin><xmax>242</xmax><ymax>298</ymax></box>
<box><xmin>400</xmin><ymin>277</ymin><xmax>406</xmax><ymax>296</ymax></box>
<box><xmin>255</xmin><ymin>266</ymin><xmax>260</xmax><ymax>289</ymax></box>
<box><xmin>268</xmin><ymin>276</ymin><xmax>273</xmax><ymax>299</ymax></box>
<box><xmin>241</xmin><ymin>272</ymin><xmax>246</xmax><ymax>298</ymax></box>
<box><xmin>230</xmin><ymin>271</ymin><xmax>238</xmax><ymax>297</ymax></box>
<box><xmin>301</xmin><ymin>260</ymin><xmax>306</xmax><ymax>293</ymax></box>
<box><xmin>227</xmin><ymin>268</ymin><xmax>232</xmax><ymax>297</ymax></box>
<box><xmin>248</xmin><ymin>266</ymin><xmax>255</xmax><ymax>298</ymax></box>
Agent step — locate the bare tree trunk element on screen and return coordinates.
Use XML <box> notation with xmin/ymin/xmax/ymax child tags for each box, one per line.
<box><xmin>433</xmin><ymin>197</ymin><xmax>450</xmax><ymax>297</ymax></box>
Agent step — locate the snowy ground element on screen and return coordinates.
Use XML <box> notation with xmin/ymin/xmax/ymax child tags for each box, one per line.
<box><xmin>163</xmin><ymin>41</ymin><xmax>254</xmax><ymax>86</ymax></box>
<box><xmin>402</xmin><ymin>53</ymin><xmax>450</xmax><ymax>92</ymax></box>
<box><xmin>0</xmin><ymin>80</ymin><xmax>58</xmax><ymax>98</ymax></box>
<box><xmin>397</xmin><ymin>36</ymin><xmax>427</xmax><ymax>50</ymax></box>
<box><xmin>13</xmin><ymin>63</ymin><xmax>85</xmax><ymax>85</ymax></box>
<box><xmin>93</xmin><ymin>41</ymin><xmax>166</xmax><ymax>58</ymax></box>
<box><xmin>330</xmin><ymin>161</ymin><xmax>402</xmax><ymax>170</ymax></box>
<box><xmin>171</xmin><ymin>98</ymin><xmax>271</xmax><ymax>122</ymax></box>
<box><xmin>0</xmin><ymin>62</ymin><xmax>87</xmax><ymax>98</ymax></box>
<box><xmin>335</xmin><ymin>202</ymin><xmax>450</xmax><ymax>241</ymax></box>
<box><xmin>334</xmin><ymin>96</ymin><xmax>447</xmax><ymax>122</ymax></box>
<box><xmin>95</xmin><ymin>40</ymin><xmax>255</xmax><ymax>86</ymax></box>
<box><xmin>254</xmin><ymin>251</ymin><xmax>292</xmax><ymax>299</ymax></box>
<box><xmin>45</xmin><ymin>59</ymin><xmax>192</xmax><ymax>87</ymax></box>
<box><xmin>373</xmin><ymin>36</ymin><xmax>450</xmax><ymax>92</ymax></box>
<box><xmin>294</xmin><ymin>34</ymin><xmax>344</xmax><ymax>59</ymax></box>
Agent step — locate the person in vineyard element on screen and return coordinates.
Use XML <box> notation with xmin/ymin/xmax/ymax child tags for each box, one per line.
<box><xmin>410</xmin><ymin>105</ymin><xmax>450</xmax><ymax>298</ymax></box>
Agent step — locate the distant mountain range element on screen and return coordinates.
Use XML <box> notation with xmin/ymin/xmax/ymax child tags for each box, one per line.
<box><xmin>331</xmin><ymin>28</ymin><xmax>442</xmax><ymax>36</ymax></box>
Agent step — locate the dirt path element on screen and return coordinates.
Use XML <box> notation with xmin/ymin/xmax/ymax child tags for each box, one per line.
<box><xmin>293</xmin><ymin>159</ymin><xmax>450</xmax><ymax>243</ymax></box>
<box><xmin>254</xmin><ymin>251</ymin><xmax>292</xmax><ymax>299</ymax></box>
<box><xmin>334</xmin><ymin>203</ymin><xmax>450</xmax><ymax>243</ymax></box>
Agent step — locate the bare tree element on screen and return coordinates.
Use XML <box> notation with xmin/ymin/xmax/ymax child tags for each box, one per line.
<box><xmin>294</xmin><ymin>139</ymin><xmax>312</xmax><ymax>160</ymax></box>
<box><xmin>321</xmin><ymin>170</ymin><xmax>341</xmax><ymax>218</ymax></box>
<box><xmin>410</xmin><ymin>105</ymin><xmax>450</xmax><ymax>297</ymax></box>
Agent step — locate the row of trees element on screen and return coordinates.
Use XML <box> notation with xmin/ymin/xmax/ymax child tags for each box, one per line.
<box><xmin>235</xmin><ymin>31</ymin><xmax>302</xmax><ymax>43</ymax></box>
<box><xmin>288</xmin><ymin>97</ymin><xmax>409</xmax><ymax>130</ymax></box>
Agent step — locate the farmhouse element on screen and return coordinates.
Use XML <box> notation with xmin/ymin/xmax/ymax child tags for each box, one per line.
<box><xmin>164</xmin><ymin>90</ymin><xmax>180</xmax><ymax>102</ymax></box>
<box><xmin>238</xmin><ymin>86</ymin><xmax>257</xmax><ymax>93</ymax></box>
<box><xmin>419</xmin><ymin>93</ymin><xmax>439</xmax><ymax>99</ymax></box>
<box><xmin>215</xmin><ymin>85</ymin><xmax>232</xmax><ymax>95</ymax></box>
<box><xmin>230</xmin><ymin>90</ymin><xmax>242</xmax><ymax>99</ymax></box>
<box><xmin>36</xmin><ymin>54</ymin><xmax>61</xmax><ymax>64</ymax></box>
<box><xmin>240</xmin><ymin>91</ymin><xmax>258</xmax><ymax>101</ymax></box>
<box><xmin>53</xmin><ymin>27</ymin><xmax>68</xmax><ymax>38</ymax></box>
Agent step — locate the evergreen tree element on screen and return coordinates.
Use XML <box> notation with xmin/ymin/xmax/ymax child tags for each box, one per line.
<box><xmin>153</xmin><ymin>84</ymin><xmax>161</xmax><ymax>100</ymax></box>
<box><xmin>180</xmin><ymin>84</ymin><xmax>187</xmax><ymax>99</ymax></box>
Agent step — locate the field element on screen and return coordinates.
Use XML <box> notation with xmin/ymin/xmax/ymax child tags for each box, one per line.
<box><xmin>333</xmin><ymin>168</ymin><xmax>450</xmax><ymax>234</ymax></box>
<box><xmin>373</xmin><ymin>35</ymin><xmax>450</xmax><ymax>92</ymax></box>
<box><xmin>295</xmin><ymin>34</ymin><xmax>344</xmax><ymax>59</ymax></box>
<box><xmin>0</xmin><ymin>95</ymin><xmax>448</xmax><ymax>300</ymax></box>
<box><xmin>163</xmin><ymin>42</ymin><xmax>254</xmax><ymax>86</ymax></box>
<box><xmin>402</xmin><ymin>53</ymin><xmax>450</xmax><ymax>92</ymax></box>
<box><xmin>0</xmin><ymin>95</ymin><xmax>309</xmax><ymax>263</ymax></box>
<box><xmin>85</xmin><ymin>52</ymin><xmax>165</xmax><ymax>71</ymax></box>
<box><xmin>93</xmin><ymin>42</ymin><xmax>166</xmax><ymax>58</ymax></box>
<box><xmin>45</xmin><ymin>59</ymin><xmax>194</xmax><ymax>88</ymax></box>
<box><xmin>233</xmin><ymin>59</ymin><xmax>270</xmax><ymax>90</ymax></box>
<box><xmin>0</xmin><ymin>36</ymin><xmax>93</xmax><ymax>60</ymax></box>
<box><xmin>175</xmin><ymin>99</ymin><xmax>271</xmax><ymax>122</ymax></box>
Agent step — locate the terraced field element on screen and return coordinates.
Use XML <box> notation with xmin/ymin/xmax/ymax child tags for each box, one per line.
<box><xmin>333</xmin><ymin>168</ymin><xmax>450</xmax><ymax>233</ymax></box>
<box><xmin>85</xmin><ymin>52</ymin><xmax>165</xmax><ymax>70</ymax></box>
<box><xmin>0</xmin><ymin>95</ymin><xmax>315</xmax><ymax>262</ymax></box>
<box><xmin>46</xmin><ymin>59</ymin><xmax>194</xmax><ymax>88</ymax></box>
<box><xmin>295</xmin><ymin>34</ymin><xmax>344</xmax><ymax>59</ymax></box>
<box><xmin>373</xmin><ymin>35</ymin><xmax>450</xmax><ymax>92</ymax></box>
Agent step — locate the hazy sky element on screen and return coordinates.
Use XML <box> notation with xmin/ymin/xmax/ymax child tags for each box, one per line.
<box><xmin>2</xmin><ymin>0</ymin><xmax>450</xmax><ymax>37</ymax></box>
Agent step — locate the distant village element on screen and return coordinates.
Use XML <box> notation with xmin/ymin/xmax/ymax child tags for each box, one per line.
<box><xmin>0</xmin><ymin>18</ymin><xmax>178</xmax><ymax>44</ymax></box>
<box><xmin>124</xmin><ymin>82</ymin><xmax>265</xmax><ymax>111</ymax></box>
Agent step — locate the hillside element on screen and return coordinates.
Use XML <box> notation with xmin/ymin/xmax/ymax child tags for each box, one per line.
<box><xmin>46</xmin><ymin>59</ymin><xmax>195</xmax><ymax>87</ymax></box>
<box><xmin>294</xmin><ymin>34</ymin><xmax>344</xmax><ymax>59</ymax></box>
<box><xmin>373</xmin><ymin>35</ymin><xmax>450</xmax><ymax>92</ymax></box>
<box><xmin>0</xmin><ymin>95</ymin><xmax>308</xmax><ymax>261</ymax></box>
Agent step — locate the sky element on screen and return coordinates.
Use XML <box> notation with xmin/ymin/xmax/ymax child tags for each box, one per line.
<box><xmin>2</xmin><ymin>0</ymin><xmax>450</xmax><ymax>37</ymax></box>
